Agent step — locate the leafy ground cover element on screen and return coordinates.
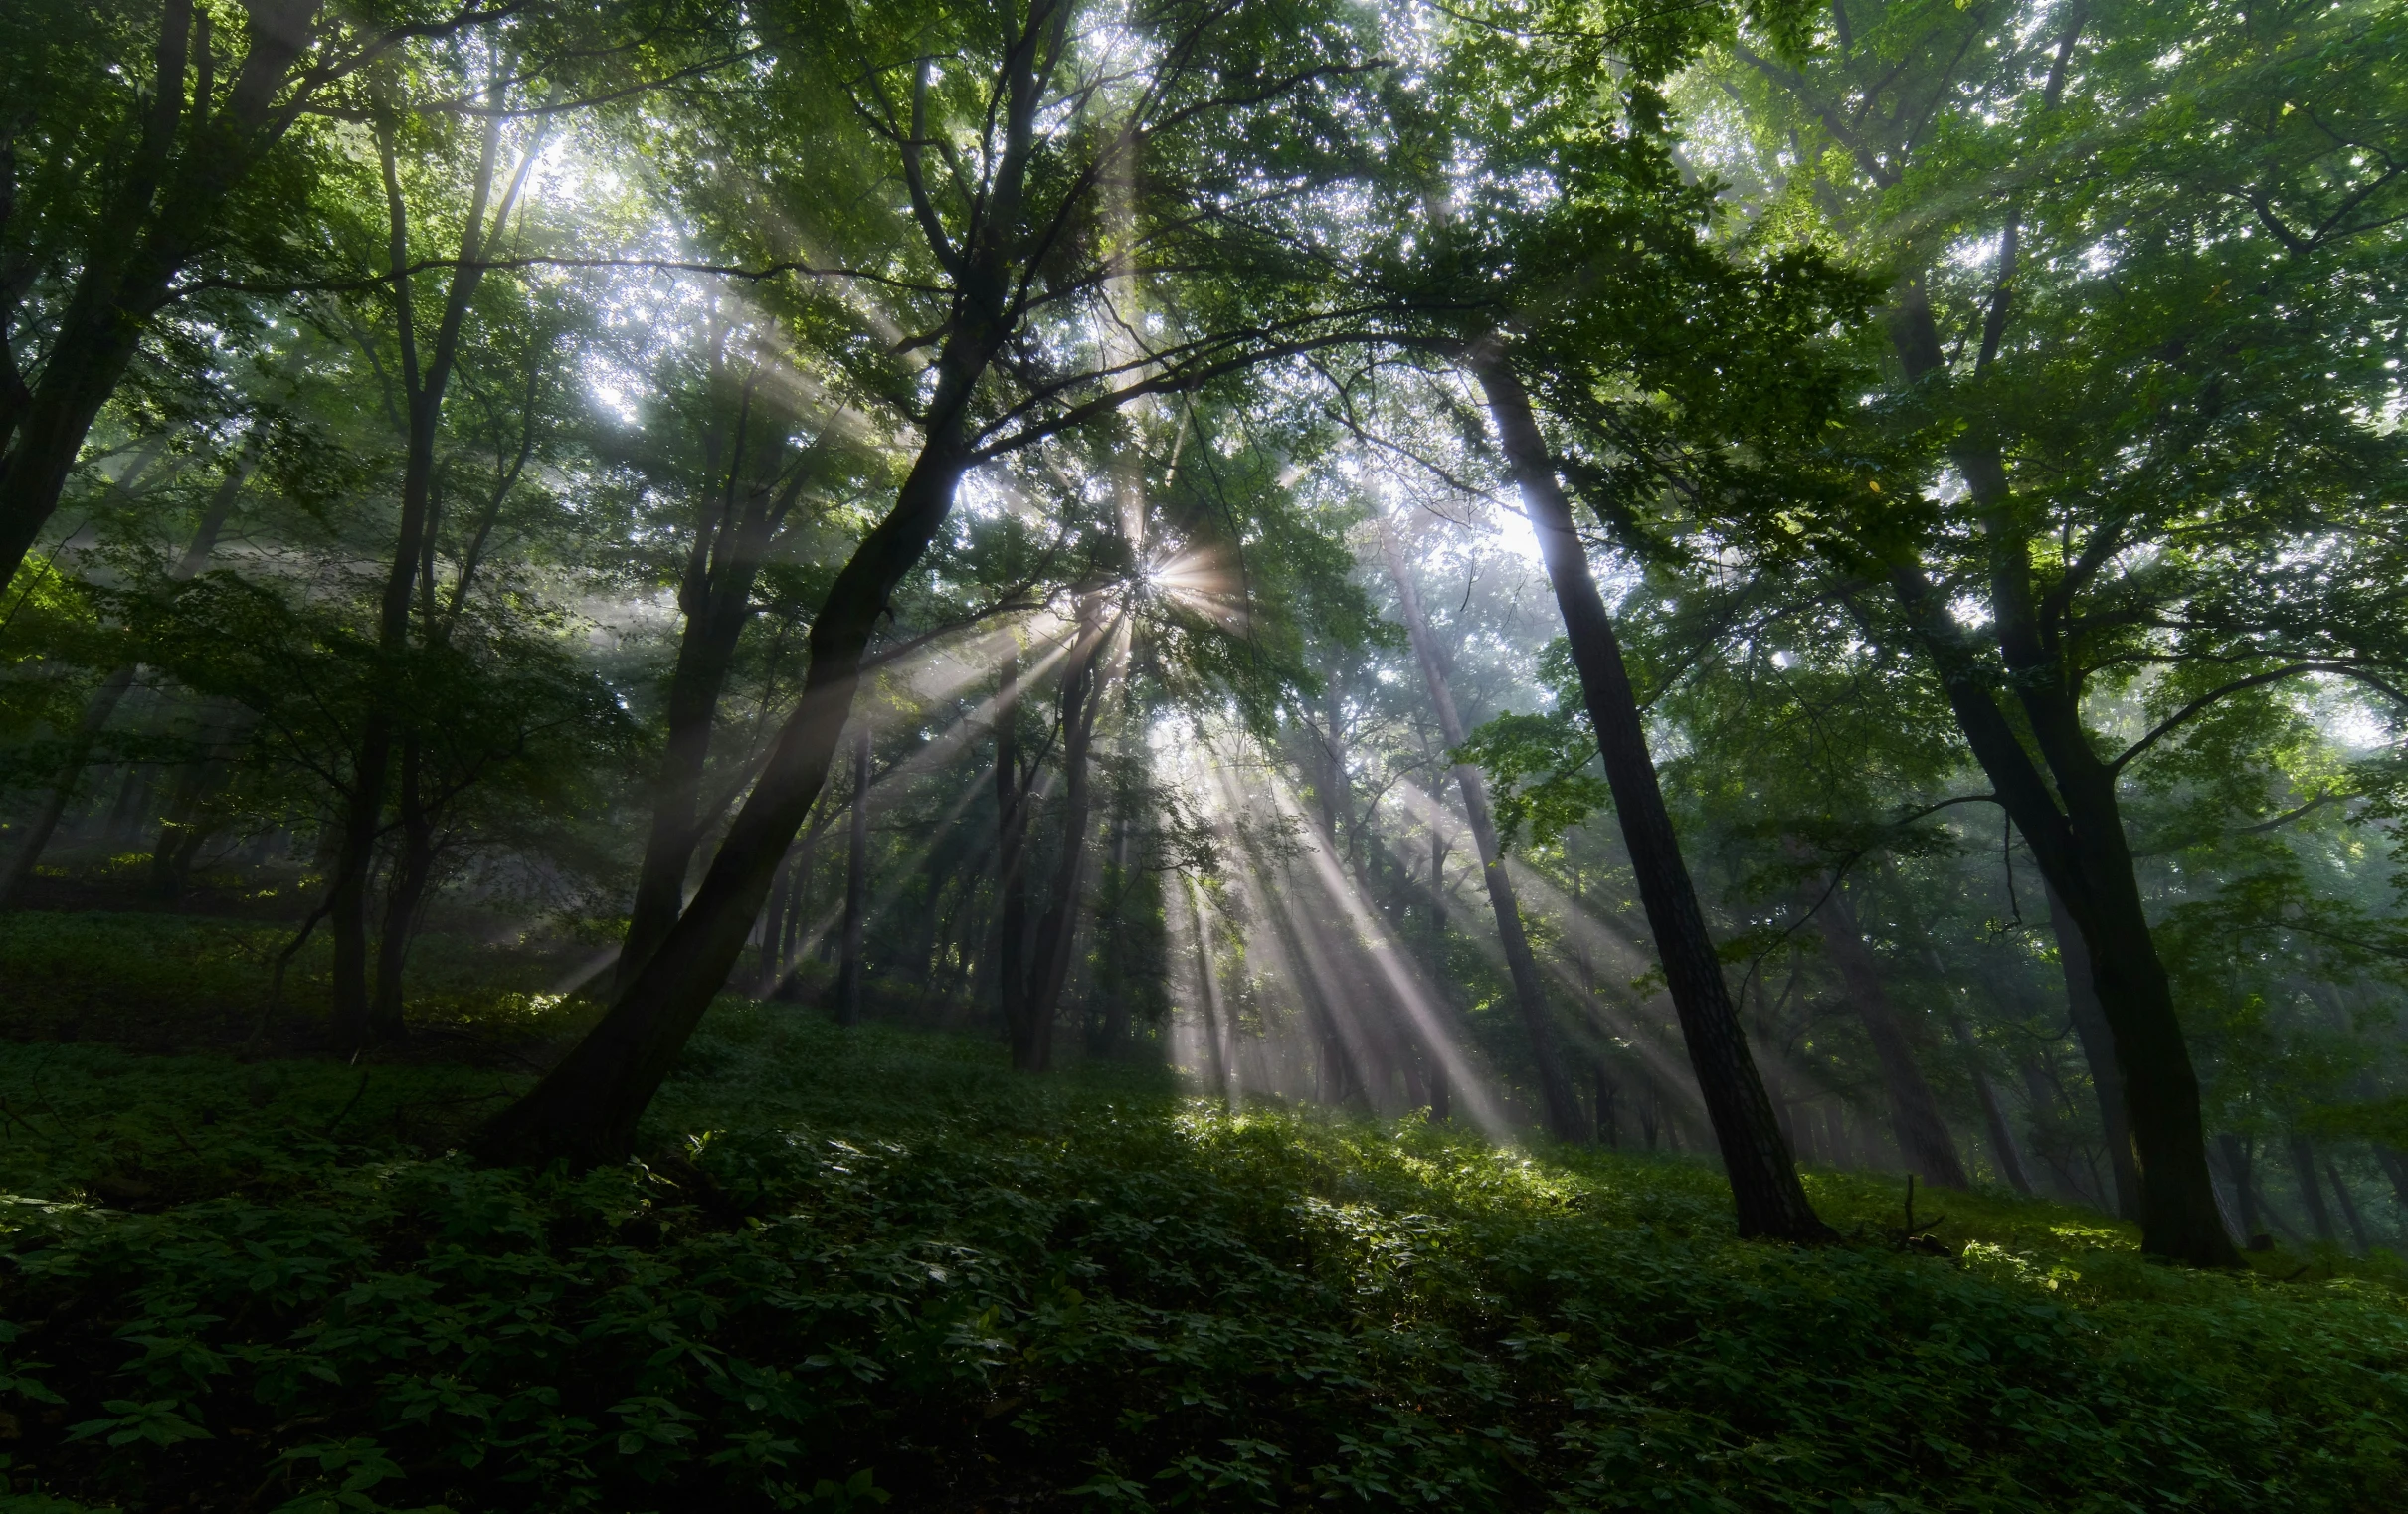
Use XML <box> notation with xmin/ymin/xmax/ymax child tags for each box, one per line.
<box><xmin>1</xmin><ymin>1004</ymin><xmax>2404</xmax><ymax>1512</ymax></box>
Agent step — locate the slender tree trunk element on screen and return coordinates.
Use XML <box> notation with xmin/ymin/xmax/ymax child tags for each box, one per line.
<box><xmin>2326</xmin><ymin>1158</ymin><xmax>2369</xmax><ymax>1254</ymax></box>
<box><xmin>1187</xmin><ymin>878</ymin><xmax>1229</xmax><ymax>1102</ymax></box>
<box><xmin>1425</xmin><ymin>824</ymin><xmax>1451</xmax><ymax>1122</ymax></box>
<box><xmin>1379</xmin><ymin>517</ymin><xmax>1580</xmax><ymax>1142</ymax></box>
<box><xmin>836</xmin><ymin>720</ymin><xmax>870</xmax><ymax>1027</ymax></box>
<box><xmin>994</xmin><ymin>654</ymin><xmax>1035</xmax><ymax>1058</ymax></box>
<box><xmin>1945</xmin><ymin>998</ymin><xmax>2033</xmax><ymax>1194</ymax></box>
<box><xmin>2374</xmin><ymin>1145</ymin><xmax>2408</xmax><ymax>1212</ymax></box>
<box><xmin>367</xmin><ymin>735</ymin><xmax>435</xmax><ymax>1040</ymax></box>
<box><xmin>2218</xmin><ymin>1134</ymin><xmax>2264</xmax><ymax>1241</ymax></box>
<box><xmin>2042</xmin><ymin>881</ymin><xmax>2143</xmax><ymax>1221</ymax></box>
<box><xmin>1020</xmin><ymin>602</ymin><xmax>1110</xmax><ymax>1071</ymax></box>
<box><xmin>1469</xmin><ymin>343</ymin><xmax>1830</xmax><ymax>1241</ymax></box>
<box><xmin>1594</xmin><ymin>1064</ymin><xmax>1617</xmax><ymax>1147</ymax></box>
<box><xmin>333</xmin><ymin>99</ymin><xmax>533</xmax><ymax>1051</ymax></box>
<box><xmin>2288</xmin><ymin>1134</ymin><xmax>2336</xmax><ymax>1243</ymax></box>
<box><xmin>1808</xmin><ymin>883</ymin><xmax>1970</xmax><ymax>1187</ymax></box>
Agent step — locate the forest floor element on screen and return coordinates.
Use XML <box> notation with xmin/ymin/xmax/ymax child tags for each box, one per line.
<box><xmin>1</xmin><ymin>911</ymin><xmax>2405</xmax><ymax>1512</ymax></box>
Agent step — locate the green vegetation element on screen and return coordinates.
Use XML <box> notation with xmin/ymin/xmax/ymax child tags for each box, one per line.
<box><xmin>3</xmin><ymin>1004</ymin><xmax>2403</xmax><ymax>1513</ymax></box>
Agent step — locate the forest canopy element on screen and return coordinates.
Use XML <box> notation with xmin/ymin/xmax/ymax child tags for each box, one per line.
<box><xmin>2</xmin><ymin>0</ymin><xmax>2406</xmax><ymax>1507</ymax></box>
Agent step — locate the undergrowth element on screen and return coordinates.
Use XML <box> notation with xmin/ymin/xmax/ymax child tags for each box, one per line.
<box><xmin>1</xmin><ymin>1006</ymin><xmax>2403</xmax><ymax>1512</ymax></box>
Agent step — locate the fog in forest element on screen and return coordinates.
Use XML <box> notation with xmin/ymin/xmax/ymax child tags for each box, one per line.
<box><xmin>3</xmin><ymin>1</ymin><xmax>2405</xmax><ymax>1508</ymax></box>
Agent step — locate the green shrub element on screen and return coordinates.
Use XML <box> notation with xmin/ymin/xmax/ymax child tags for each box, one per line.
<box><xmin>0</xmin><ymin>1008</ymin><xmax>2402</xmax><ymax>1511</ymax></box>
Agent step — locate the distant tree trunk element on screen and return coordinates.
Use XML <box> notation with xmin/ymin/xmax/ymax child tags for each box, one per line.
<box><xmin>1425</xmin><ymin>824</ymin><xmax>1450</xmax><ymax>1123</ymax></box>
<box><xmin>758</xmin><ymin>845</ymin><xmax>795</xmax><ymax>994</ymax></box>
<box><xmin>2326</xmin><ymin>1157</ymin><xmax>2369</xmax><ymax>1254</ymax></box>
<box><xmin>993</xmin><ymin>653</ymin><xmax>1035</xmax><ymax>1056</ymax></box>
<box><xmin>1020</xmin><ymin>601</ymin><xmax>1110</xmax><ymax>1071</ymax></box>
<box><xmin>2</xmin><ymin>455</ymin><xmax>248</xmax><ymax>906</ymax></box>
<box><xmin>1945</xmin><ymin>999</ymin><xmax>2033</xmax><ymax>1194</ymax></box>
<box><xmin>1468</xmin><ymin>341</ymin><xmax>1831</xmax><ymax>1242</ymax></box>
<box><xmin>2375</xmin><ymin>1145</ymin><xmax>2408</xmax><ymax>1212</ymax></box>
<box><xmin>1808</xmin><ymin>883</ymin><xmax>1970</xmax><ymax>1188</ymax></box>
<box><xmin>835</xmin><ymin>720</ymin><xmax>870</xmax><ymax>1027</ymax></box>
<box><xmin>1187</xmin><ymin>879</ymin><xmax>1229</xmax><ymax>1103</ymax></box>
<box><xmin>2218</xmin><ymin>1134</ymin><xmax>2264</xmax><ymax>1241</ymax></box>
<box><xmin>367</xmin><ymin>735</ymin><xmax>436</xmax><ymax>1040</ymax></box>
<box><xmin>1594</xmin><ymin>1064</ymin><xmax>1618</xmax><ymax>1147</ymax></box>
<box><xmin>2288</xmin><ymin>1134</ymin><xmax>2336</xmax><ymax>1243</ymax></box>
<box><xmin>2042</xmin><ymin>881</ymin><xmax>2143</xmax><ymax>1221</ymax></box>
<box><xmin>1379</xmin><ymin>517</ymin><xmax>1580</xmax><ymax>1143</ymax></box>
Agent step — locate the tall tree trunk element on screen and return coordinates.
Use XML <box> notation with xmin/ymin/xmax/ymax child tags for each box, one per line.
<box><xmin>1378</xmin><ymin>517</ymin><xmax>1580</xmax><ymax>1142</ymax></box>
<box><xmin>1468</xmin><ymin>342</ymin><xmax>1831</xmax><ymax>1242</ymax></box>
<box><xmin>1883</xmin><ymin>291</ymin><xmax>2234</xmax><ymax>1266</ymax></box>
<box><xmin>2041</xmin><ymin>881</ymin><xmax>2143</xmax><ymax>1221</ymax></box>
<box><xmin>1808</xmin><ymin>884</ymin><xmax>1970</xmax><ymax>1188</ymax></box>
<box><xmin>333</xmin><ymin>96</ymin><xmax>535</xmax><ymax>1051</ymax></box>
<box><xmin>2288</xmin><ymin>1134</ymin><xmax>2336</xmax><ymax>1243</ymax></box>
<box><xmin>1020</xmin><ymin>601</ymin><xmax>1110</xmax><ymax>1071</ymax></box>
<box><xmin>835</xmin><ymin>719</ymin><xmax>870</xmax><ymax>1027</ymax></box>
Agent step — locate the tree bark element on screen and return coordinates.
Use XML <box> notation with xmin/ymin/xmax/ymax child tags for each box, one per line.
<box><xmin>1379</xmin><ymin>516</ymin><xmax>1581</xmax><ymax>1142</ymax></box>
<box><xmin>1807</xmin><ymin>883</ymin><xmax>1970</xmax><ymax>1188</ymax></box>
<box><xmin>2041</xmin><ymin>881</ymin><xmax>2143</xmax><ymax>1221</ymax></box>
<box><xmin>1469</xmin><ymin>342</ymin><xmax>1831</xmax><ymax>1241</ymax></box>
<box><xmin>835</xmin><ymin>719</ymin><xmax>871</xmax><ymax>1027</ymax></box>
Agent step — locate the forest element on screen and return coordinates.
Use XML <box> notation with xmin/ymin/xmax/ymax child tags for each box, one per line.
<box><xmin>1</xmin><ymin>0</ymin><xmax>2405</xmax><ymax>1508</ymax></box>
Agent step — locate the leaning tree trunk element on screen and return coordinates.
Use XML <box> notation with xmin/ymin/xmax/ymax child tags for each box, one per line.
<box><xmin>1809</xmin><ymin>883</ymin><xmax>1970</xmax><ymax>1189</ymax></box>
<box><xmin>1468</xmin><ymin>341</ymin><xmax>1832</xmax><ymax>1243</ymax></box>
<box><xmin>476</xmin><ymin>359</ymin><xmax>992</xmax><ymax>1164</ymax></box>
<box><xmin>835</xmin><ymin>719</ymin><xmax>871</xmax><ymax>1027</ymax></box>
<box><xmin>1379</xmin><ymin>519</ymin><xmax>1581</xmax><ymax>1142</ymax></box>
